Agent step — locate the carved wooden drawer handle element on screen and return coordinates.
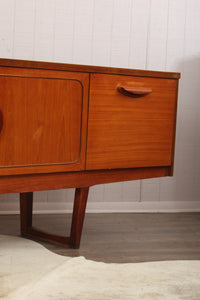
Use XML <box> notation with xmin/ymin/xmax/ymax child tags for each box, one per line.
<box><xmin>117</xmin><ymin>86</ymin><xmax>152</xmax><ymax>97</ymax></box>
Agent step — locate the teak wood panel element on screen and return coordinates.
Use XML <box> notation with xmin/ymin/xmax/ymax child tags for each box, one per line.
<box><xmin>86</xmin><ymin>74</ymin><xmax>177</xmax><ymax>170</ymax></box>
<box><xmin>0</xmin><ymin>58</ymin><xmax>181</xmax><ymax>79</ymax></box>
<box><xmin>0</xmin><ymin>67</ymin><xmax>89</xmax><ymax>175</ymax></box>
<box><xmin>0</xmin><ymin>167</ymin><xmax>170</xmax><ymax>194</ymax></box>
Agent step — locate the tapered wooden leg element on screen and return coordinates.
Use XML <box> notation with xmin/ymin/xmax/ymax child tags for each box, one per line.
<box><xmin>69</xmin><ymin>187</ymin><xmax>89</xmax><ymax>248</ymax></box>
<box><xmin>19</xmin><ymin>187</ymin><xmax>89</xmax><ymax>248</ymax></box>
<box><xmin>20</xmin><ymin>192</ymin><xmax>33</xmax><ymax>234</ymax></box>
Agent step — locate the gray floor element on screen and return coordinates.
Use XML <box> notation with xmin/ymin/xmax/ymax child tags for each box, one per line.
<box><xmin>1</xmin><ymin>213</ymin><xmax>200</xmax><ymax>263</ymax></box>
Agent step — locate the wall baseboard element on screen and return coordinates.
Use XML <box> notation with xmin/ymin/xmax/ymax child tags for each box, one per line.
<box><xmin>1</xmin><ymin>201</ymin><xmax>200</xmax><ymax>214</ymax></box>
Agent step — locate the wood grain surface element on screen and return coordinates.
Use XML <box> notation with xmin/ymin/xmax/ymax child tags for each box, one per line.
<box><xmin>0</xmin><ymin>167</ymin><xmax>170</xmax><ymax>194</ymax></box>
<box><xmin>20</xmin><ymin>188</ymin><xmax>89</xmax><ymax>248</ymax></box>
<box><xmin>0</xmin><ymin>67</ymin><xmax>89</xmax><ymax>175</ymax></box>
<box><xmin>0</xmin><ymin>58</ymin><xmax>180</xmax><ymax>79</ymax></box>
<box><xmin>86</xmin><ymin>73</ymin><xmax>178</xmax><ymax>170</ymax></box>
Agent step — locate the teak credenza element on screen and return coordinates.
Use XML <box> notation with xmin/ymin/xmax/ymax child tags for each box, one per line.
<box><xmin>0</xmin><ymin>59</ymin><xmax>180</xmax><ymax>248</ymax></box>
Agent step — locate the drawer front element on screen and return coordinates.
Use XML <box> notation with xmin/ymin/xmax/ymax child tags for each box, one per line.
<box><xmin>86</xmin><ymin>73</ymin><xmax>177</xmax><ymax>170</ymax></box>
<box><xmin>0</xmin><ymin>68</ymin><xmax>89</xmax><ymax>175</ymax></box>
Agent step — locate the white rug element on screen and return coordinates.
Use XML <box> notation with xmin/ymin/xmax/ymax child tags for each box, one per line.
<box><xmin>0</xmin><ymin>235</ymin><xmax>200</xmax><ymax>300</ymax></box>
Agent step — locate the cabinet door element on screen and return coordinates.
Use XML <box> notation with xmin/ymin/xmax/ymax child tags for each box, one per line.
<box><xmin>0</xmin><ymin>69</ymin><xmax>89</xmax><ymax>175</ymax></box>
<box><xmin>86</xmin><ymin>74</ymin><xmax>178</xmax><ymax>170</ymax></box>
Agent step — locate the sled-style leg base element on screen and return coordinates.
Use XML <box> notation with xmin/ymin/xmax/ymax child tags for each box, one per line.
<box><xmin>20</xmin><ymin>187</ymin><xmax>89</xmax><ymax>249</ymax></box>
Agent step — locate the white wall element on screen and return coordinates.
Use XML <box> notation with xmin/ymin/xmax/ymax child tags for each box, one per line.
<box><xmin>0</xmin><ymin>0</ymin><xmax>200</xmax><ymax>213</ymax></box>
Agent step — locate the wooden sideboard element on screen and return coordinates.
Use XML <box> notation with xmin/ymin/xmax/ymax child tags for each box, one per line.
<box><xmin>0</xmin><ymin>58</ymin><xmax>180</xmax><ymax>248</ymax></box>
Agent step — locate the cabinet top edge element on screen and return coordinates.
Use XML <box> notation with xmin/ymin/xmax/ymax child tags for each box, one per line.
<box><xmin>0</xmin><ymin>58</ymin><xmax>180</xmax><ymax>79</ymax></box>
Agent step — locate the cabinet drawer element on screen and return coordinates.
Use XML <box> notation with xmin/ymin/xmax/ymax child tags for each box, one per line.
<box><xmin>0</xmin><ymin>68</ymin><xmax>89</xmax><ymax>175</ymax></box>
<box><xmin>86</xmin><ymin>73</ymin><xmax>178</xmax><ymax>170</ymax></box>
